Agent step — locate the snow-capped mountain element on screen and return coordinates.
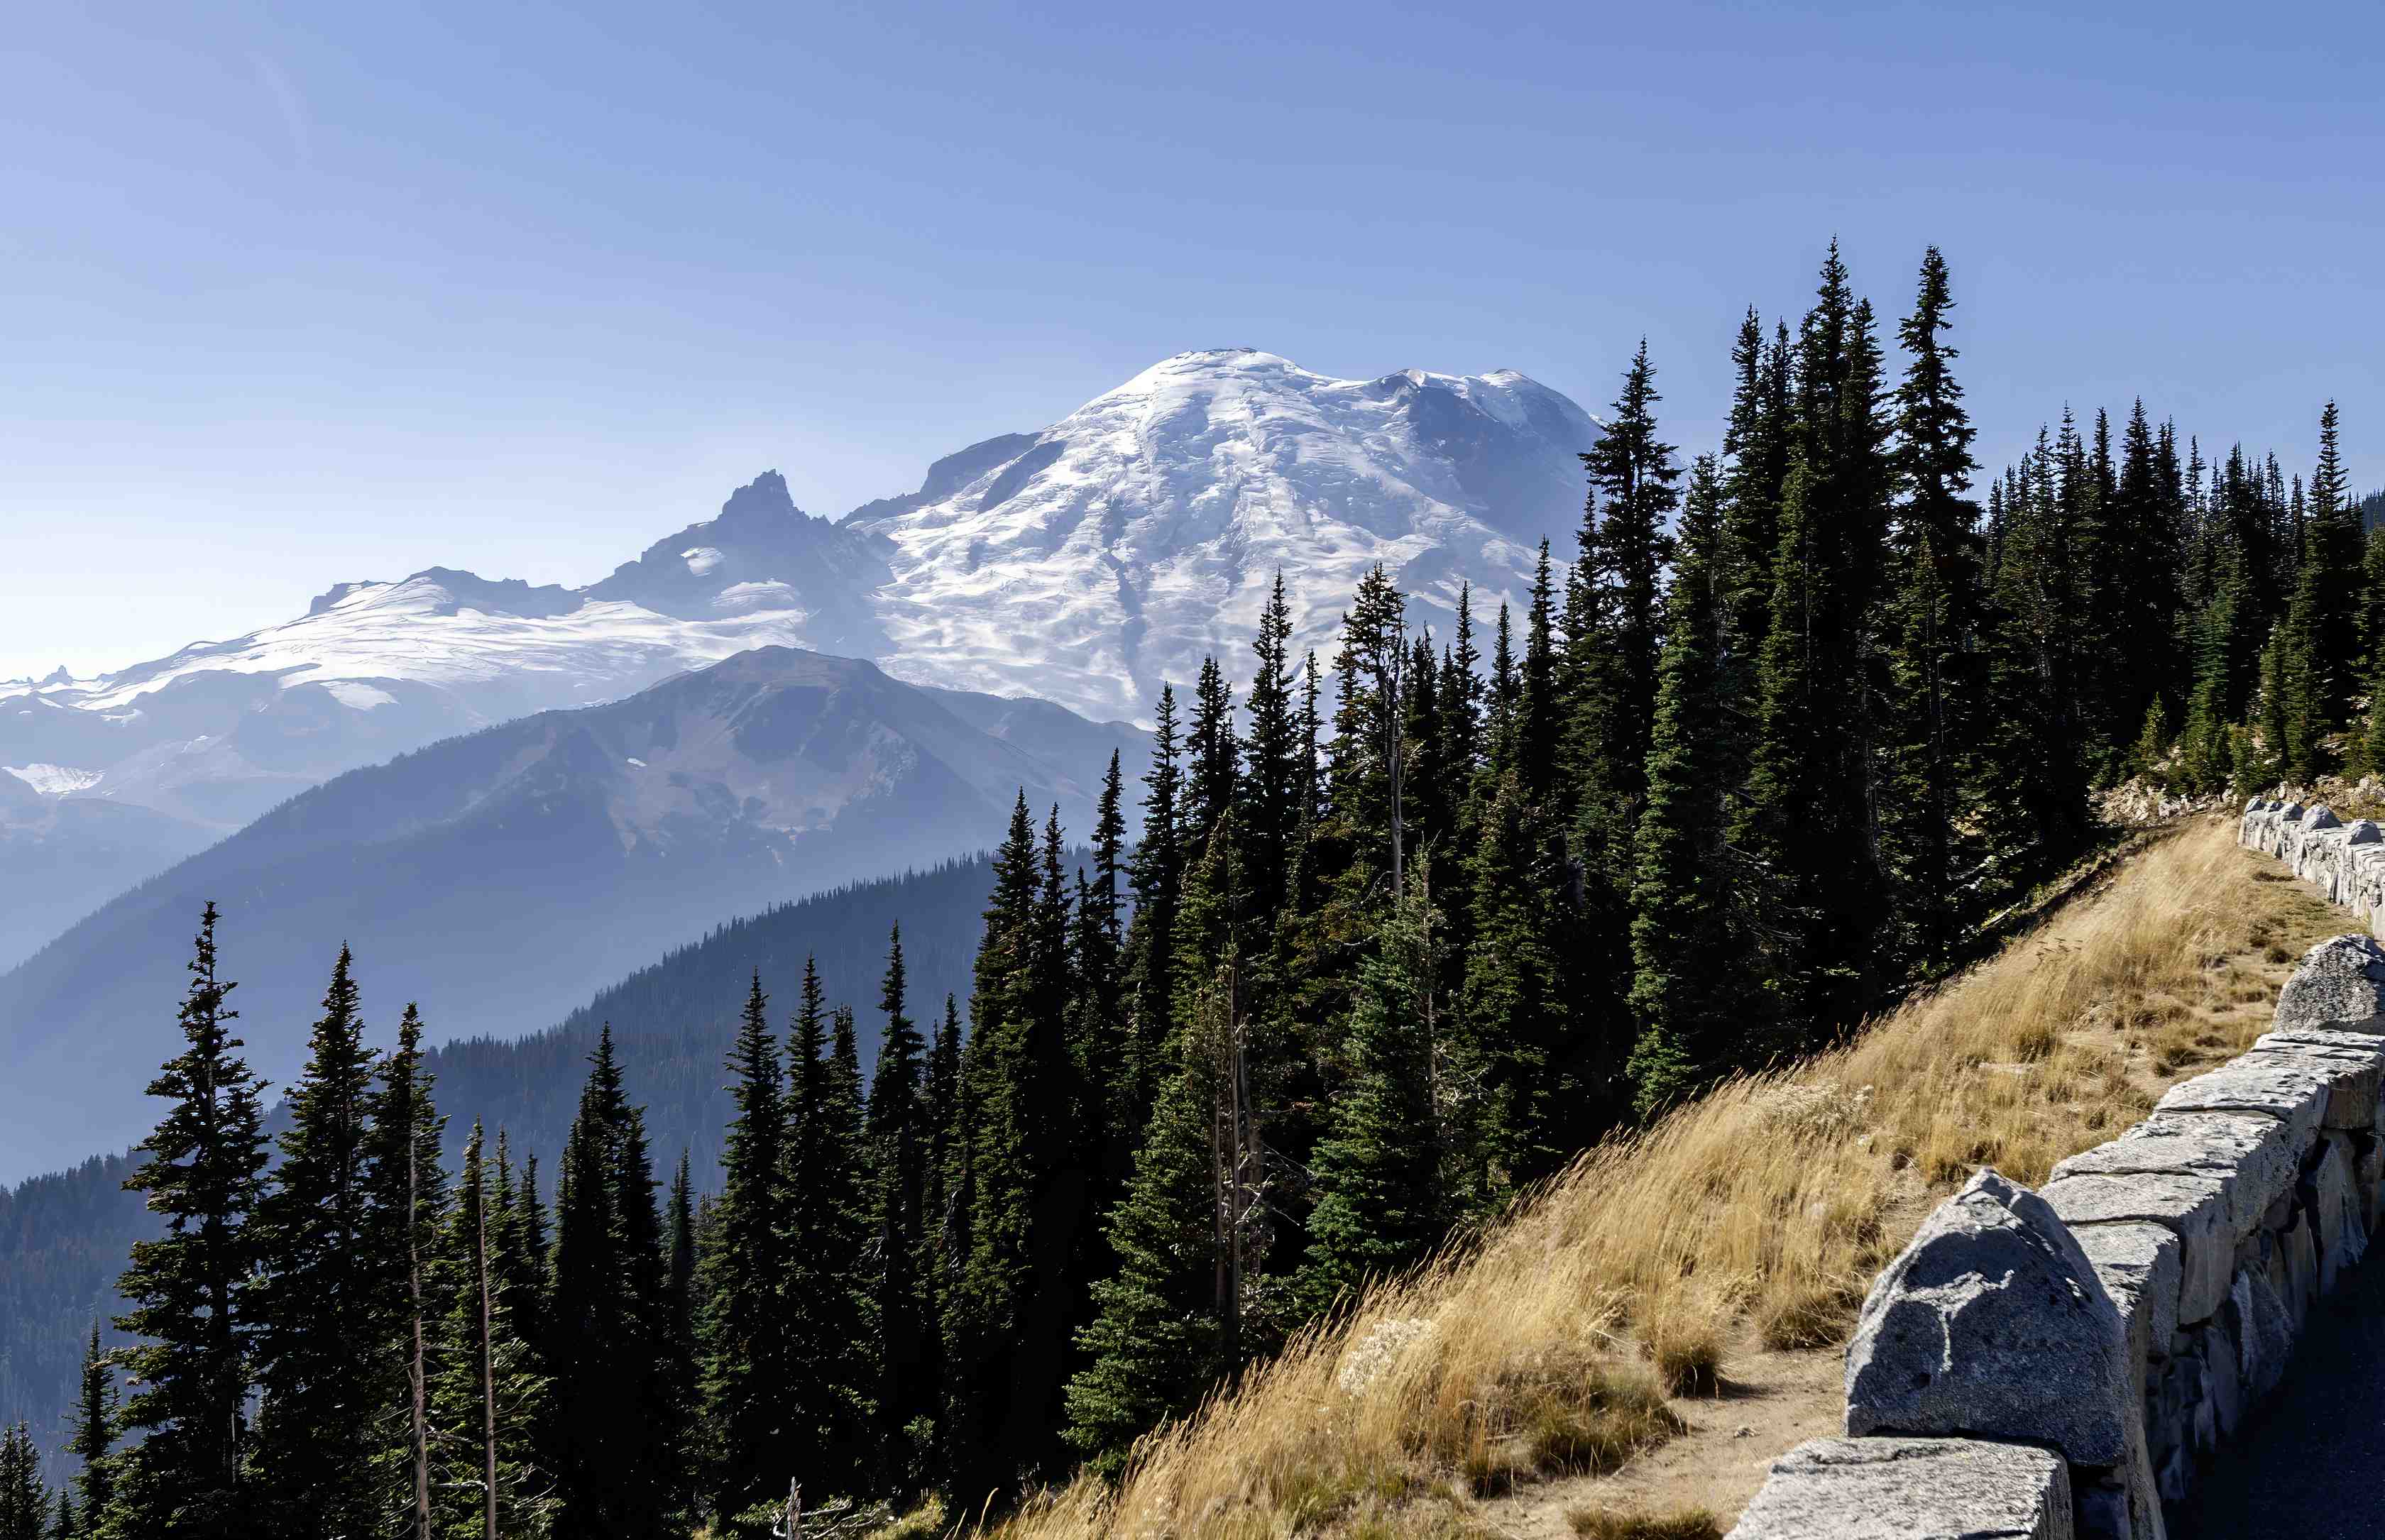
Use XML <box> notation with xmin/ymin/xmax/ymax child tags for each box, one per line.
<box><xmin>852</xmin><ymin>348</ymin><xmax>1600</xmax><ymax>717</ymax></box>
<box><xmin>1</xmin><ymin>349</ymin><xmax>1597</xmax><ymax>967</ymax></box>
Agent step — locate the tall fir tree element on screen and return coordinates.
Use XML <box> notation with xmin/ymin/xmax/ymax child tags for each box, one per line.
<box><xmin>545</xmin><ymin>1026</ymin><xmax>674</xmax><ymax>1539</ymax></box>
<box><xmin>0</xmin><ymin>1425</ymin><xmax>43</xmax><ymax>1540</ymax></box>
<box><xmin>111</xmin><ymin>902</ymin><xmax>270</xmax><ymax>1539</ymax></box>
<box><xmin>251</xmin><ymin>946</ymin><xmax>386</xmax><ymax>1540</ymax></box>
<box><xmin>429</xmin><ymin>1123</ymin><xmax>554</xmax><ymax>1540</ymax></box>
<box><xmin>1735</xmin><ymin>243</ymin><xmax>1895</xmax><ymax>1041</ymax></box>
<box><xmin>363</xmin><ymin>1004</ymin><xmax>449</xmax><ymax>1540</ymax></box>
<box><xmin>62</xmin><ymin>1326</ymin><xmax>114</xmax><ymax>1531</ymax></box>
<box><xmin>1298</xmin><ymin>889</ymin><xmax>1444</xmax><ymax>1311</ymax></box>
<box><xmin>784</xmin><ymin>972</ymin><xmax>874</xmax><ymax>1496</ymax></box>
<box><xmin>945</xmin><ymin>805</ymin><xmax>1091</xmax><ymax>1495</ymax></box>
<box><xmin>1569</xmin><ymin>337</ymin><xmax>1682</xmax><ymax>845</ymax></box>
<box><xmin>864</xmin><ymin>928</ymin><xmax>936</xmax><ymax>1487</ymax></box>
<box><xmin>1241</xmin><ymin>575</ymin><xmax>1305</xmax><ymax>917</ymax></box>
<box><xmin>1122</xmin><ymin>687</ymin><xmax>1185</xmax><ymax>1140</ymax></box>
<box><xmin>695</xmin><ymin>974</ymin><xmax>791</xmax><ymax>1518</ymax></box>
<box><xmin>1626</xmin><ymin>456</ymin><xmax>1743</xmax><ymax>1111</ymax></box>
<box><xmin>1185</xmin><ymin>659</ymin><xmax>1241</xmax><ymax>857</ymax></box>
<box><xmin>1873</xmin><ymin>246</ymin><xmax>1988</xmax><ymax>976</ymax></box>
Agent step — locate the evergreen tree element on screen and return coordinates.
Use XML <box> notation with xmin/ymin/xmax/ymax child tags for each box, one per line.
<box><xmin>784</xmin><ymin>972</ymin><xmax>874</xmax><ymax>1496</ymax></box>
<box><xmin>1185</xmin><ymin>659</ymin><xmax>1240</xmax><ymax>856</ymax></box>
<box><xmin>0</xmin><ymin>1424</ymin><xmax>44</xmax><ymax>1540</ymax></box>
<box><xmin>1242</xmin><ymin>575</ymin><xmax>1305</xmax><ymax>914</ymax></box>
<box><xmin>251</xmin><ymin>945</ymin><xmax>386</xmax><ymax>1539</ymax></box>
<box><xmin>1122</xmin><ymin>687</ymin><xmax>1185</xmax><ymax>1138</ymax></box>
<box><xmin>1736</xmin><ymin>243</ymin><xmax>1895</xmax><ymax>1040</ymax></box>
<box><xmin>363</xmin><ymin>1004</ymin><xmax>449</xmax><ymax>1540</ymax></box>
<box><xmin>695</xmin><ymin>975</ymin><xmax>790</xmax><ymax>1518</ymax></box>
<box><xmin>2281</xmin><ymin>402</ymin><xmax>2359</xmax><ymax>777</ymax></box>
<box><xmin>1874</xmin><ymin>246</ymin><xmax>1987</xmax><ymax>976</ymax></box>
<box><xmin>1720</xmin><ymin>315</ymin><xmax>1795</xmax><ymax>727</ymax></box>
<box><xmin>1060</xmin><ymin>1028</ymin><xmax>1226</xmax><ymax>1475</ymax></box>
<box><xmin>1486</xmin><ymin>603</ymin><xmax>1519</xmax><ymax>776</ymax></box>
<box><xmin>1299</xmin><ymin>891</ymin><xmax>1443</xmax><ymax>1311</ymax></box>
<box><xmin>62</xmin><ymin>1326</ymin><xmax>114</xmax><ymax>1531</ymax></box>
<box><xmin>112</xmin><ymin>902</ymin><xmax>270</xmax><ymax>1539</ymax></box>
<box><xmin>1459</xmin><ymin>775</ymin><xmax>1574</xmax><ymax>1191</ymax></box>
<box><xmin>545</xmin><ymin>1026</ymin><xmax>674</xmax><ymax>1539</ymax></box>
<box><xmin>945</xmin><ymin>805</ymin><xmax>1090</xmax><ymax>1495</ymax></box>
<box><xmin>429</xmin><ymin>1123</ymin><xmax>554</xmax><ymax>1540</ymax></box>
<box><xmin>486</xmin><ymin>1134</ymin><xmax>549</xmax><ymax>1406</ymax></box>
<box><xmin>1977</xmin><ymin>436</ymin><xmax>2092</xmax><ymax>884</ymax></box>
<box><xmin>1626</xmin><ymin>457</ymin><xmax>1742</xmax><ymax>1111</ymax></box>
<box><xmin>1570</xmin><ymin>337</ymin><xmax>1682</xmax><ymax>840</ymax></box>
<box><xmin>660</xmin><ymin>1153</ymin><xmax>698</xmax><ymax>1519</ymax></box>
<box><xmin>1518</xmin><ymin>543</ymin><xmax>1562</xmax><ymax>799</ymax></box>
<box><xmin>864</xmin><ymin>928</ymin><xmax>936</xmax><ymax>1486</ymax></box>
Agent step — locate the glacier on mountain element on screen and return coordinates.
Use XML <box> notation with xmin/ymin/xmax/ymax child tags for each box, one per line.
<box><xmin>0</xmin><ymin>348</ymin><xmax>1600</xmax><ymax>965</ymax></box>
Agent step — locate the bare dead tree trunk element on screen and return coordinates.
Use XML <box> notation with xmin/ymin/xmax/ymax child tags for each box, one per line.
<box><xmin>408</xmin><ymin>1132</ymin><xmax>432</xmax><ymax>1540</ymax></box>
<box><xmin>478</xmin><ymin>1160</ymin><xmax>498</xmax><ymax>1540</ymax></box>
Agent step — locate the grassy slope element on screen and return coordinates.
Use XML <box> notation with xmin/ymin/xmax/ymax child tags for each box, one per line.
<box><xmin>998</xmin><ymin>815</ymin><xmax>2342</xmax><ymax>1540</ymax></box>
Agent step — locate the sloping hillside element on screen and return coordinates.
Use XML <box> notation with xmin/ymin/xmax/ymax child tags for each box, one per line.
<box><xmin>1002</xmin><ymin>818</ymin><xmax>2338</xmax><ymax>1538</ymax></box>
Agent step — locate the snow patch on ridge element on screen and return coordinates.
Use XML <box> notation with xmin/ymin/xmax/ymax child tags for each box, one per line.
<box><xmin>4</xmin><ymin>764</ymin><xmax>103</xmax><ymax>796</ymax></box>
<box><xmin>325</xmin><ymin>682</ymin><xmax>398</xmax><ymax>710</ymax></box>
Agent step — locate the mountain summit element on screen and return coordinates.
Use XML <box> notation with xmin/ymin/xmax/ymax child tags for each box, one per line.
<box><xmin>849</xmin><ymin>348</ymin><xmax>1601</xmax><ymax>717</ymax></box>
<box><xmin>0</xmin><ymin>351</ymin><xmax>1599</xmax><ymax>965</ymax></box>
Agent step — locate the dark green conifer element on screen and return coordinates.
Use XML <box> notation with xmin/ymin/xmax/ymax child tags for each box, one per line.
<box><xmin>363</xmin><ymin>1003</ymin><xmax>448</xmax><ymax>1540</ymax></box>
<box><xmin>0</xmin><ymin>1424</ymin><xmax>43</xmax><ymax>1540</ymax></box>
<box><xmin>1736</xmin><ymin>243</ymin><xmax>1895</xmax><ymax>1041</ymax></box>
<box><xmin>1299</xmin><ymin>891</ymin><xmax>1443</xmax><ymax>1311</ymax></box>
<box><xmin>62</xmin><ymin>1326</ymin><xmax>114</xmax><ymax>1529</ymax></box>
<box><xmin>1874</xmin><ymin>246</ymin><xmax>1988</xmax><ymax>976</ymax></box>
<box><xmin>786</xmin><ymin>968</ymin><xmax>873</xmax><ymax>1494</ymax></box>
<box><xmin>251</xmin><ymin>945</ymin><xmax>386</xmax><ymax>1538</ymax></box>
<box><xmin>696</xmin><ymin>974</ymin><xmax>790</xmax><ymax>1517</ymax></box>
<box><xmin>1627</xmin><ymin>457</ymin><xmax>1740</xmax><ymax>1111</ymax></box>
<box><xmin>864</xmin><ymin>928</ymin><xmax>936</xmax><ymax>1486</ymax></box>
<box><xmin>112</xmin><ymin>902</ymin><xmax>270</xmax><ymax>1539</ymax></box>
<box><xmin>545</xmin><ymin>1025</ymin><xmax>673</xmax><ymax>1537</ymax></box>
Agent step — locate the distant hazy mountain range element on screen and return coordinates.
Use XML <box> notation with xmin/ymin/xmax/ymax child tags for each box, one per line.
<box><xmin>0</xmin><ymin>647</ymin><xmax>1143</xmax><ymax>1182</ymax></box>
<box><xmin>1</xmin><ymin>348</ymin><xmax>1598</xmax><ymax>969</ymax></box>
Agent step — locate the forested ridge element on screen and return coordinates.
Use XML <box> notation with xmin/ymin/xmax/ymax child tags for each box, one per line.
<box><xmin>6</xmin><ymin>241</ymin><xmax>2374</xmax><ymax>1539</ymax></box>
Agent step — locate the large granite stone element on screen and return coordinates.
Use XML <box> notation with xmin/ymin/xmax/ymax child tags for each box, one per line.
<box><xmin>2232</xmin><ymin>1265</ymin><xmax>2294</xmax><ymax>1402</ymax></box>
<box><xmin>1727</xmin><ymin>1437</ymin><xmax>2073</xmax><ymax>1540</ymax></box>
<box><xmin>2041</xmin><ymin>1170</ymin><xmax>2235</xmax><ymax>1324</ymax></box>
<box><xmin>2306</xmin><ymin>1131</ymin><xmax>2367</xmax><ymax>1291</ymax></box>
<box><xmin>2066</xmin><ymin>1112</ymin><xmax>2298</xmax><ymax>1238</ymax></box>
<box><xmin>2153</xmin><ymin>1058</ymin><xmax>2331</xmax><ymax>1148</ymax></box>
<box><xmin>2246</xmin><ymin>1032</ymin><xmax>2385</xmax><ymax>1131</ymax></box>
<box><xmin>2073</xmin><ymin>1221</ymin><xmax>2182</xmax><ymax>1372</ymax></box>
<box><xmin>1847</xmin><ymin>1170</ymin><xmax>2132</xmax><ymax>1471</ymax></box>
<box><xmin>2271</xmin><ymin>935</ymin><xmax>2385</xmax><ymax>1033</ymax></box>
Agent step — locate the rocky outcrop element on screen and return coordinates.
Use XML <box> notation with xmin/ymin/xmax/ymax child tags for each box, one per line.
<box><xmin>1727</xmin><ymin>805</ymin><xmax>2385</xmax><ymax>1539</ymax></box>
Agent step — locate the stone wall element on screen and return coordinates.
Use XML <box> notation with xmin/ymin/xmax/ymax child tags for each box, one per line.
<box><xmin>1726</xmin><ymin>801</ymin><xmax>2385</xmax><ymax>1539</ymax></box>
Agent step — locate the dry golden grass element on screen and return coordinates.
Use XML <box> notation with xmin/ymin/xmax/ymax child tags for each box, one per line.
<box><xmin>1567</xmin><ymin>1509</ymin><xmax>1722</xmax><ymax>1540</ymax></box>
<box><xmin>994</xmin><ymin>817</ymin><xmax>2340</xmax><ymax>1540</ymax></box>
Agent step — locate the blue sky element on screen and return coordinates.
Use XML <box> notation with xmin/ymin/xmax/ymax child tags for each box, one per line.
<box><xmin>6</xmin><ymin>0</ymin><xmax>2379</xmax><ymax>678</ymax></box>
